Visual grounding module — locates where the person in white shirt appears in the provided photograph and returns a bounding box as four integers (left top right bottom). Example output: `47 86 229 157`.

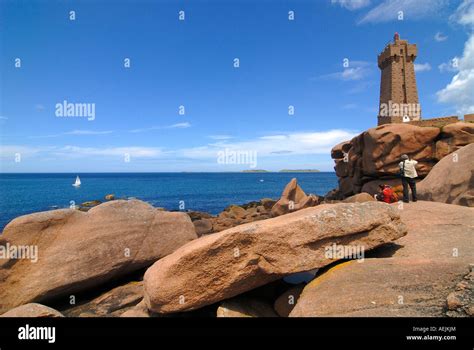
399 154 418 203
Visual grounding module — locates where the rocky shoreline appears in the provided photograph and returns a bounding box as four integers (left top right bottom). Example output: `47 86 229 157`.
1 194 472 318
0 132 473 318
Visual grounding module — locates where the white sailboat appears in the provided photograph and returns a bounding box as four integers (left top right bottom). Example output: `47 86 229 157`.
72 175 81 187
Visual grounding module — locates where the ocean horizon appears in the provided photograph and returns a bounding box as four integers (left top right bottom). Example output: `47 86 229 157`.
0 172 338 230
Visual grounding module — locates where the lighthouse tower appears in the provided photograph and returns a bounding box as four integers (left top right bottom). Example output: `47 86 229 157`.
377 33 421 125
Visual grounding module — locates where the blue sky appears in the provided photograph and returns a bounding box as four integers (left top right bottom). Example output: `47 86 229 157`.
1 0 473 172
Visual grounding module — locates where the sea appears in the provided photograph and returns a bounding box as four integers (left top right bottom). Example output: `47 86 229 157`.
0 172 337 231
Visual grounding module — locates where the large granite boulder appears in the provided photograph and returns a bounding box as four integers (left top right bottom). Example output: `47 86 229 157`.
417 143 474 207
0 303 64 317
331 122 474 197
193 219 213 237
143 202 407 313
271 178 320 217
290 258 471 317
436 122 474 159
290 201 474 316
216 296 277 317
342 192 375 203
331 140 352 159
0 200 197 313
273 284 305 317
187 199 276 234
120 300 152 318
361 124 440 176
61 281 144 317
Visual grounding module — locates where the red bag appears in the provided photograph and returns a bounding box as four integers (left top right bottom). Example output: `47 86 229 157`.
382 187 396 203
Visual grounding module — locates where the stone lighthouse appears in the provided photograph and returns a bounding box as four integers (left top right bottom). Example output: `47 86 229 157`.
377 33 421 125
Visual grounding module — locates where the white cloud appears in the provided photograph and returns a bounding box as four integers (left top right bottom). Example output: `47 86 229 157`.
55 146 163 158
436 36 474 114
130 122 191 133
358 0 449 24
129 127 155 133
209 135 234 140
2 130 358 165
436 0 474 115
0 145 162 159
438 58 460 73
414 62 431 72
65 130 114 135
168 122 191 129
179 129 359 159
319 61 373 81
331 0 371 10
30 123 191 138
449 0 474 26
0 145 52 158
340 67 367 80
348 80 376 94
342 103 358 109
434 31 448 42
30 130 114 138
259 135 287 141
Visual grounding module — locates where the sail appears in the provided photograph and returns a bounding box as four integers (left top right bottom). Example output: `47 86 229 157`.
73 176 81 186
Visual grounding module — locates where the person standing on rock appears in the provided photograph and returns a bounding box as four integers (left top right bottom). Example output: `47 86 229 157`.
399 154 418 203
